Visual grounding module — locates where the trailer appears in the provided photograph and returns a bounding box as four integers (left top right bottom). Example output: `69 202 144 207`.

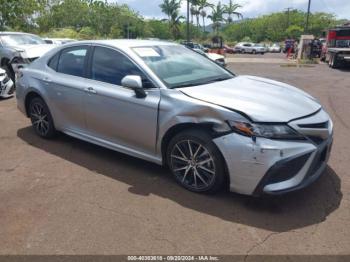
321 25 350 69
327 47 350 68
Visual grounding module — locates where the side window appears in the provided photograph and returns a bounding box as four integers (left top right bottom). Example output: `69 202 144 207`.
91 46 154 88
48 52 60 71
57 46 88 77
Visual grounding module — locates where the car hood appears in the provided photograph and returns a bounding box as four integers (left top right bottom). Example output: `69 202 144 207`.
12 44 57 59
179 75 321 122
206 53 224 60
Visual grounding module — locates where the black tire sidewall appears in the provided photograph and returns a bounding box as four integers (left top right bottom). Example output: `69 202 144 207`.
29 97 56 138
166 129 226 194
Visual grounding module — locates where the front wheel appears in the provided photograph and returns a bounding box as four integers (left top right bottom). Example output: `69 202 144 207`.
166 130 226 193
29 97 57 138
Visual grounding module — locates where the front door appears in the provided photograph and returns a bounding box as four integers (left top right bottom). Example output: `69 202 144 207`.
84 46 160 157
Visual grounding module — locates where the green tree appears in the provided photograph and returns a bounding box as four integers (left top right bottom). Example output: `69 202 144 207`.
224 0 242 24
208 2 226 35
0 0 46 30
197 0 213 33
159 0 183 39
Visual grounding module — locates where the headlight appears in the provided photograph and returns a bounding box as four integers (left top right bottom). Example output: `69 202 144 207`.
228 120 304 139
12 56 27 64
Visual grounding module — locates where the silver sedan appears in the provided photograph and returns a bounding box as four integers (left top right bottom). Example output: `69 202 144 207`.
16 40 333 195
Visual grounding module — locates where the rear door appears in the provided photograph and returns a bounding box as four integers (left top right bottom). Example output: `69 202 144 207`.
45 45 91 132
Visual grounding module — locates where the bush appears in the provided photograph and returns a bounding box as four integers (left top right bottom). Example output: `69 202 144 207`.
44 28 79 39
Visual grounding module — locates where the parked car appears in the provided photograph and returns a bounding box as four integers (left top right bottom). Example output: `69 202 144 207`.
0 67 14 98
43 38 77 45
223 44 235 54
0 32 56 82
193 48 226 67
239 42 266 54
16 40 333 196
268 43 282 53
233 42 247 53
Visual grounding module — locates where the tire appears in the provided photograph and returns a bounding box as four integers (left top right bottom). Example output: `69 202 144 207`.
328 54 334 68
252 50 256 54
29 97 56 138
329 54 339 69
166 129 226 194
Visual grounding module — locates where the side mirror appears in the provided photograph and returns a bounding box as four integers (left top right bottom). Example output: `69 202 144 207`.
121 75 147 98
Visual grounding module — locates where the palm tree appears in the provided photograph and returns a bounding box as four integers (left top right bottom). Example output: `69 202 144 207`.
189 0 200 29
208 2 226 35
224 0 243 24
200 9 207 33
197 0 213 33
169 11 184 39
159 0 183 39
159 0 182 22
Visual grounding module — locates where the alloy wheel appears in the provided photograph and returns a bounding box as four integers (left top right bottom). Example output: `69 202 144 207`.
30 102 50 136
170 140 216 191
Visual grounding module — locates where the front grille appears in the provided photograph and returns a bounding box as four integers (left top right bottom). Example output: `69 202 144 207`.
307 136 325 145
306 145 329 178
298 121 329 129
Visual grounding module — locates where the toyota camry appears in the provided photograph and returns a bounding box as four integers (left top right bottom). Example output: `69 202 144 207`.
16 40 333 195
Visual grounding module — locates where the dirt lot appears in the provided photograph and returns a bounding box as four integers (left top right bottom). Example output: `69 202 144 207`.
1 53 350 256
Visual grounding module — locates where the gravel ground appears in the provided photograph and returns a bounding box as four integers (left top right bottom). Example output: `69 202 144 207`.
0 54 349 256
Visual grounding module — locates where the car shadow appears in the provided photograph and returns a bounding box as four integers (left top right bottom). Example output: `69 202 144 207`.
17 126 342 232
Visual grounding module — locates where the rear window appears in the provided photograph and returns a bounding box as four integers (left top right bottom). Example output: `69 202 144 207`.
57 46 88 78
47 52 60 71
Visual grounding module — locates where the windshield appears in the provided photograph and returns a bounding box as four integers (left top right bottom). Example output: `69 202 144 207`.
133 45 233 89
336 40 350 48
0 34 46 46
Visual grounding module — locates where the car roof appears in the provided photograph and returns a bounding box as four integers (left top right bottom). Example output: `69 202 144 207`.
86 39 176 48
0 31 37 36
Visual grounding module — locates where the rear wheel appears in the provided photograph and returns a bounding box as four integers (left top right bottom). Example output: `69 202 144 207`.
166 130 226 193
252 50 256 54
329 54 339 69
29 97 56 138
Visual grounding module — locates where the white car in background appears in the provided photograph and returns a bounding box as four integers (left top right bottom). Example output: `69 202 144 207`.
43 38 77 45
193 48 226 67
0 68 14 98
269 43 282 53
0 32 57 82
238 42 266 54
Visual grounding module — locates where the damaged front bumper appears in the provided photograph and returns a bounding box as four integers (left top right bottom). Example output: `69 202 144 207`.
213 132 333 196
0 73 15 98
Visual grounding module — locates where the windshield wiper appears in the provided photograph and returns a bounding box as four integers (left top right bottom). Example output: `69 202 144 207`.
172 76 232 89
206 76 232 84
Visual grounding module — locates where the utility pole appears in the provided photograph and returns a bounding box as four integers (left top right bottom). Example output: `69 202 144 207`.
187 0 190 42
305 0 312 33
285 7 293 28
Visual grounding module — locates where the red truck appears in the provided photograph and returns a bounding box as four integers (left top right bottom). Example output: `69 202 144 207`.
321 25 350 68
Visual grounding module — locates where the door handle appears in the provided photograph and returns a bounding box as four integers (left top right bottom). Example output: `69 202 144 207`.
84 87 97 94
42 77 52 83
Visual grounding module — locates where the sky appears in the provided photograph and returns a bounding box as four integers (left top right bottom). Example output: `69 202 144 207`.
110 0 350 21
